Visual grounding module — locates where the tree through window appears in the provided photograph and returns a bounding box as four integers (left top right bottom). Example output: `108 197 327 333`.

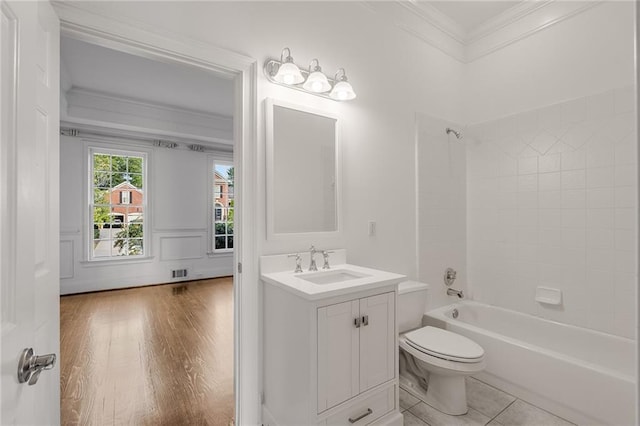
91 149 146 259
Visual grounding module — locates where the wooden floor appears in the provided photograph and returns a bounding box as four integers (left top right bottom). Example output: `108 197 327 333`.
60 278 234 426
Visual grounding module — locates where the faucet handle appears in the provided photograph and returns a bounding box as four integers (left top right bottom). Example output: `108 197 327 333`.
288 253 303 273
321 250 334 269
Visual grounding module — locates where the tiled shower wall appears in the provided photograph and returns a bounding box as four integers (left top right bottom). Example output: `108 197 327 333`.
466 87 637 338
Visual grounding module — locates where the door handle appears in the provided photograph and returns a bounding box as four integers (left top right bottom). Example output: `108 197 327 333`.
349 408 373 423
354 317 361 328
362 315 369 326
17 348 56 386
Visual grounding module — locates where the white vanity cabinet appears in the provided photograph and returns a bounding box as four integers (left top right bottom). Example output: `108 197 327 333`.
317 292 395 412
261 259 404 426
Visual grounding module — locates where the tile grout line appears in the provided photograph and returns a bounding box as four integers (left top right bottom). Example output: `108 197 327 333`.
487 397 518 424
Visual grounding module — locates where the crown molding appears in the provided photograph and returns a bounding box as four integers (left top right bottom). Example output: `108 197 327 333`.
466 1 602 62
364 0 604 63
63 87 234 144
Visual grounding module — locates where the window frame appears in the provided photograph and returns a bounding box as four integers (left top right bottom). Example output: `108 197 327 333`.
208 154 234 255
87 145 150 262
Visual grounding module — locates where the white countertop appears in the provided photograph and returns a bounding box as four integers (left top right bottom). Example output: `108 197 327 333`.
260 262 406 301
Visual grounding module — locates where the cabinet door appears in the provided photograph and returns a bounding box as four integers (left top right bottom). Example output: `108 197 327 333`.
317 300 360 412
359 292 395 393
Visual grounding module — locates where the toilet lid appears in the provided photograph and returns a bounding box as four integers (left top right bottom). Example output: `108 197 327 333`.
404 326 484 362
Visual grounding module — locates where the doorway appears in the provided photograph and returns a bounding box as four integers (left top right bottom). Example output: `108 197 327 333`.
57 14 252 419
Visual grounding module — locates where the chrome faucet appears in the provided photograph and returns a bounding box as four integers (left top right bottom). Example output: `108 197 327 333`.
308 245 319 271
321 250 334 269
447 288 464 298
288 253 303 273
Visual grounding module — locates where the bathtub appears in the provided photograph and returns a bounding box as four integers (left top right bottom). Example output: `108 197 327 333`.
424 301 636 426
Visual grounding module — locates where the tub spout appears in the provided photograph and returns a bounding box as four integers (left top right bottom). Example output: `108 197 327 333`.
447 288 464 298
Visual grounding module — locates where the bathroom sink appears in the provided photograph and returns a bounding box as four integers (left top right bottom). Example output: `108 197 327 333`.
298 269 370 285
260 250 406 300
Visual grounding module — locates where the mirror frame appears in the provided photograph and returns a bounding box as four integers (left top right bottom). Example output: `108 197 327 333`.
265 98 342 241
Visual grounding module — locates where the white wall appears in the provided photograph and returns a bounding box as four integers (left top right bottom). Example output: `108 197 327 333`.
463 1 636 337
69 1 466 278
60 135 234 294
465 2 635 124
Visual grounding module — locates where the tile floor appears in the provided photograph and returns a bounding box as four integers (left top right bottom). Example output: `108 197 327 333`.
400 377 575 426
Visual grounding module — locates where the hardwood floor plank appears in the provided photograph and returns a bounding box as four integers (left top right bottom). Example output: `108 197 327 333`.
60 278 234 425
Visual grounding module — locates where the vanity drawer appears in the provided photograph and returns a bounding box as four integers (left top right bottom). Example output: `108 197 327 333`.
318 386 394 426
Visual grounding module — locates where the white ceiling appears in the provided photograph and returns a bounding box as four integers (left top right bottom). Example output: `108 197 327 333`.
60 36 234 118
428 1 521 33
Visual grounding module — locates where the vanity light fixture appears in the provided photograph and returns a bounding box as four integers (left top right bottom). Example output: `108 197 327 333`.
302 59 331 93
264 47 356 101
273 47 304 85
329 68 356 101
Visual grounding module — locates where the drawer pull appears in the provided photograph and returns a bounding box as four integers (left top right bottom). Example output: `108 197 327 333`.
348 408 372 423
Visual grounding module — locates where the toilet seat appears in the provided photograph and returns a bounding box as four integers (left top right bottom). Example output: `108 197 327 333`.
404 326 484 363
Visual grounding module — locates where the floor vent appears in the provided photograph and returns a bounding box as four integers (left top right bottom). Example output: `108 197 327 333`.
171 269 188 279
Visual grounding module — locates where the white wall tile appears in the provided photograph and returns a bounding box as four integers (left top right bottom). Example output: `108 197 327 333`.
467 90 636 339
587 208 614 229
539 153 561 173
561 149 586 170
561 170 586 190
615 164 636 187
518 174 538 192
538 190 562 209
539 172 562 191
562 228 586 248
518 157 538 175
586 187 615 209
615 186 636 208
561 189 586 209
586 228 615 250
562 209 586 228
539 209 562 229
615 208 637 230
586 167 615 188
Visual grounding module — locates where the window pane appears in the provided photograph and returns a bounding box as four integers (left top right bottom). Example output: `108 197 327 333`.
128 223 143 239
227 222 234 235
128 157 143 173
227 236 233 249
94 171 110 188
215 222 225 235
112 156 127 172
128 239 143 256
129 174 143 189
93 189 110 204
93 240 112 257
215 236 226 250
93 206 110 225
94 154 111 171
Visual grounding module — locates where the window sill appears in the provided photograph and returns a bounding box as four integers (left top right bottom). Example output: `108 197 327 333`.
207 251 234 258
81 256 155 266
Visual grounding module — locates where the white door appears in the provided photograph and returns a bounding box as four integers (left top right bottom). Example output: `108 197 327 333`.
317 299 360 412
359 292 395 393
1 1 60 424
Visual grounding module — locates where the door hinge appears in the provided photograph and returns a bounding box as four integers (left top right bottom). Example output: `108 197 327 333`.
237 262 243 273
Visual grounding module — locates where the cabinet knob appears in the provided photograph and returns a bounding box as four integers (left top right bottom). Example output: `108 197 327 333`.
362 315 369 326
354 317 361 328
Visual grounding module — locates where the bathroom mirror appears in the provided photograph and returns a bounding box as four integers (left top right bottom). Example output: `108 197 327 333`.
266 98 340 239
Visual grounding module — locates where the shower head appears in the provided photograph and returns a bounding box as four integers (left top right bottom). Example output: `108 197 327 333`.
446 127 462 140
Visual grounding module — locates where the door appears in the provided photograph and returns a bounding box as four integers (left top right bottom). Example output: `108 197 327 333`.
359 292 395 392
1 1 60 424
317 299 359 412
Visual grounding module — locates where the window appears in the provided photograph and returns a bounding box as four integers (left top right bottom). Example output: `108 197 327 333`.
212 162 234 252
90 148 146 259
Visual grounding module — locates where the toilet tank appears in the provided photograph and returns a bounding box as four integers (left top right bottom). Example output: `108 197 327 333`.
397 281 429 333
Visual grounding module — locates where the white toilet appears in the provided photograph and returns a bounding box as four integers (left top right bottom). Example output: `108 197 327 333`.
397 281 485 415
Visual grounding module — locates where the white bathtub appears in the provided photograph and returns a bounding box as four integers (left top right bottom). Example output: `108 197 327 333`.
424 301 636 426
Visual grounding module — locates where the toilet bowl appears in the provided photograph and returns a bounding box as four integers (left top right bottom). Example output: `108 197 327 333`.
397 281 485 415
